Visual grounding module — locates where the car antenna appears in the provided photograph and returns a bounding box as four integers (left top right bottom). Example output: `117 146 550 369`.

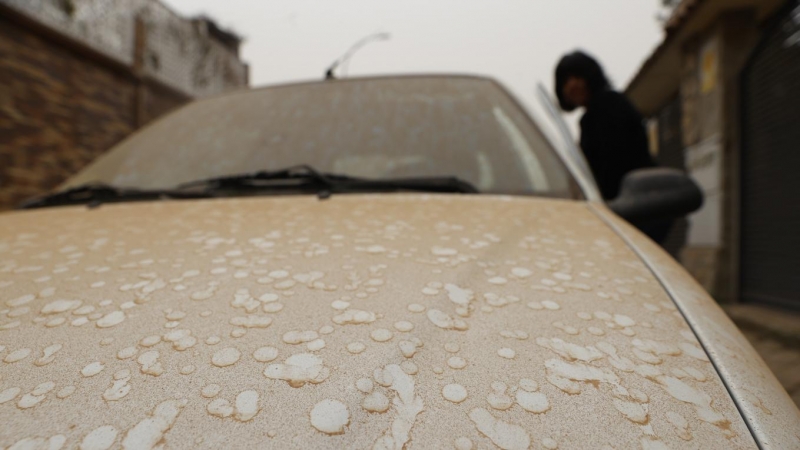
325 32 391 80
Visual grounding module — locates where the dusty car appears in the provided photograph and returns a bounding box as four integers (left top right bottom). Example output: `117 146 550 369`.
1 76 798 449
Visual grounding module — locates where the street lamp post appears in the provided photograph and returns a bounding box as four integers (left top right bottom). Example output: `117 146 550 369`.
325 32 391 80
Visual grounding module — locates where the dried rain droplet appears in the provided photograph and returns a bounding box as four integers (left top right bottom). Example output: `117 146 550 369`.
455 437 474 450
253 346 279 362
41 299 82 314
516 390 550 413
370 328 393 342
333 309 376 325
347 342 366 354
0 387 21 404
442 384 468 403
96 310 126 328
362 392 390 413
137 351 164 376
394 321 414 332
264 353 329 387
541 301 560 310
498 348 516 359
444 342 460 353
468 408 530 450
407 303 426 313
122 399 187 448
230 315 273 329
356 378 374 393
542 438 559 449
234 390 260 422
81 362 105 377
310 399 349 434
80 425 118 450
212 347 241 367
140 335 161 347
4 348 31 363
202 384 221 399
117 347 137 359
519 379 538 392
57 386 76 399
487 391 514 411
447 356 467 369
35 344 62 366
427 309 468 330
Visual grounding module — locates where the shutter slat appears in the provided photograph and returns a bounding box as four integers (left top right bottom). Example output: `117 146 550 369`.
741 3 800 309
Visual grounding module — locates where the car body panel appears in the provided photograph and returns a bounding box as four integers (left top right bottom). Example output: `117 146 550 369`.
590 204 800 449
0 194 760 449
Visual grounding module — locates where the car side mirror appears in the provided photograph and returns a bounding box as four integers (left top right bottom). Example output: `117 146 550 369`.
607 168 704 223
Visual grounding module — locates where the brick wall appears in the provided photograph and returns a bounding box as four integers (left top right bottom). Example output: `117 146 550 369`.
0 9 190 210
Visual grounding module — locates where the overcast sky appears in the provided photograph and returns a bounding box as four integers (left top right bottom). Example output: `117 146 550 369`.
161 0 666 135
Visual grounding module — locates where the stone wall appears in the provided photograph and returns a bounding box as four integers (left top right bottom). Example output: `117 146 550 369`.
677 29 725 296
675 10 760 302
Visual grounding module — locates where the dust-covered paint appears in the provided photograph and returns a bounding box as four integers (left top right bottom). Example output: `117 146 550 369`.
0 194 787 448
591 204 800 450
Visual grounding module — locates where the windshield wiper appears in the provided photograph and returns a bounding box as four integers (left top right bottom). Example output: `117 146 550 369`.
177 165 479 196
18 183 204 210
21 166 477 210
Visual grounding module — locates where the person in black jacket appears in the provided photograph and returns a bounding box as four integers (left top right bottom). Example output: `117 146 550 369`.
555 50 671 243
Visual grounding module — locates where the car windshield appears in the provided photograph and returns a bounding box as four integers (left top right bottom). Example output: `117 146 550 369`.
63 76 581 198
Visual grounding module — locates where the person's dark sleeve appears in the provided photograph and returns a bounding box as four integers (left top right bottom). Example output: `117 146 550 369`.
583 93 654 200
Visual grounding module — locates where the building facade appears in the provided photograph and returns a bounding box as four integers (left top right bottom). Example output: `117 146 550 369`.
627 0 799 309
0 0 249 210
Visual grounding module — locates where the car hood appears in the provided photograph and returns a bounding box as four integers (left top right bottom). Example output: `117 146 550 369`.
0 194 755 449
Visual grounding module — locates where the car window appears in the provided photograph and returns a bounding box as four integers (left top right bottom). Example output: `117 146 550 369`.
64 76 581 199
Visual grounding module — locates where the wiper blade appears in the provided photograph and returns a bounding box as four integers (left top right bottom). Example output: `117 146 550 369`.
177 165 479 195
326 175 479 194
177 165 334 190
20 166 476 210
18 183 203 210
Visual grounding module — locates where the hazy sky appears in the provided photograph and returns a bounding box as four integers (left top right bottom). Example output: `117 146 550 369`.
161 0 665 135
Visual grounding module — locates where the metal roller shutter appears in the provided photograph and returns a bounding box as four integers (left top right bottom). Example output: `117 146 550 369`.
741 0 800 309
